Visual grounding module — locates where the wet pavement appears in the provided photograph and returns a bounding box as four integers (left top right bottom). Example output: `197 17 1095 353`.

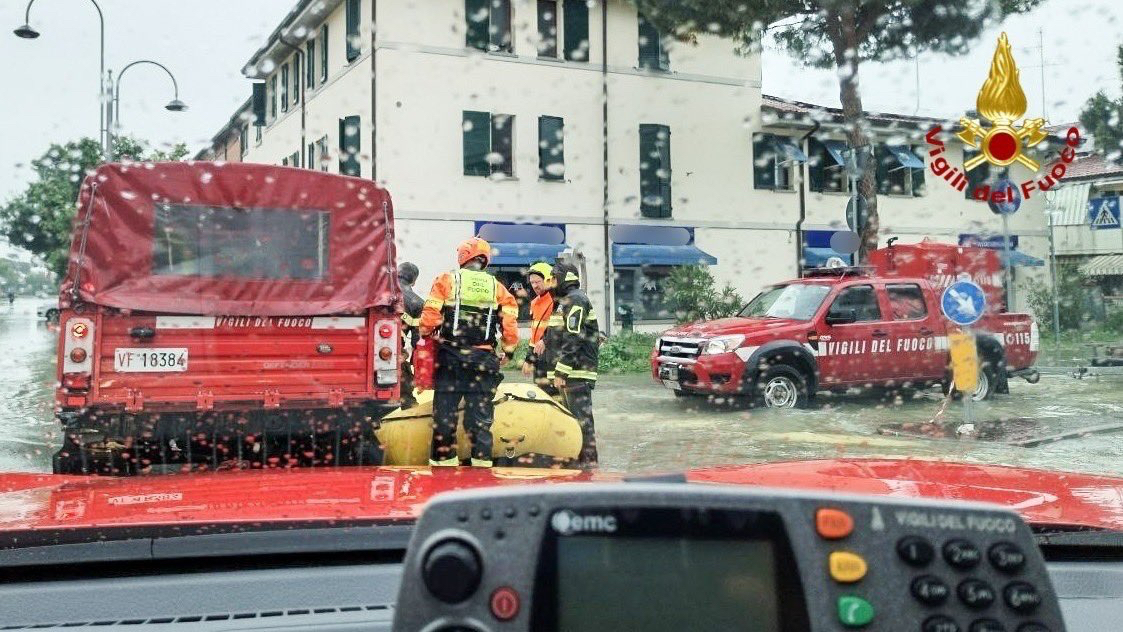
2 298 1123 478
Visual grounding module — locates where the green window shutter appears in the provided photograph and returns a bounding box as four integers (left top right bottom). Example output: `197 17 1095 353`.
638 13 668 71
466 0 489 50
292 57 300 103
539 116 565 180
639 124 671 218
463 110 491 176
491 114 514 177
269 76 277 119
281 63 289 112
346 0 361 62
537 0 558 57
339 115 361 176
753 133 775 190
808 138 825 192
306 41 315 89
491 0 512 52
320 25 329 82
563 0 589 61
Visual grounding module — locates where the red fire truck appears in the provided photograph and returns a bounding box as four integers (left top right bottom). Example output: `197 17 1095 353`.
53 162 402 474
653 240 1040 407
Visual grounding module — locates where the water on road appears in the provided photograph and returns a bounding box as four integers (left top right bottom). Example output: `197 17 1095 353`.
2 300 1122 479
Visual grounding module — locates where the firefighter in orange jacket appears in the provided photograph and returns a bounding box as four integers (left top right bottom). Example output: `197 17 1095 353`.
521 262 557 395
420 237 519 467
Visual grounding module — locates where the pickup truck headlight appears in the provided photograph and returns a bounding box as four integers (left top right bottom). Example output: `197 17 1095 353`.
701 334 745 355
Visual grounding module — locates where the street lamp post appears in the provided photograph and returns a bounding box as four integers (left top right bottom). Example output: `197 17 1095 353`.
107 59 187 159
14 0 108 159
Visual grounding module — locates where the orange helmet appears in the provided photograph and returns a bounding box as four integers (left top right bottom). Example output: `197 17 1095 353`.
457 237 492 267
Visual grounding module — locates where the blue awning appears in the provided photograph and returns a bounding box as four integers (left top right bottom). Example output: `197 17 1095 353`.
490 243 566 266
612 244 717 266
1000 250 1045 267
886 145 924 169
774 138 808 163
802 247 852 267
822 140 848 166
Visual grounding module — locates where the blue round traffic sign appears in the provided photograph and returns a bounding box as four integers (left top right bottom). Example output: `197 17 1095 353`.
941 280 987 326
987 177 1022 216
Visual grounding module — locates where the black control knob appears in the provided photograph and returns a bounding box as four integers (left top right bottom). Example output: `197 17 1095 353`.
898 536 935 567
969 619 1006 632
944 539 982 570
423 539 482 603
957 579 996 609
1003 581 1042 614
911 575 950 606
988 542 1026 574
922 615 961 632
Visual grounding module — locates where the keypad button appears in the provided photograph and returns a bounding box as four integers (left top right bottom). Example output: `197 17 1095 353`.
837 595 874 627
1015 624 1049 632
816 507 854 539
898 536 935 567
1003 581 1042 614
988 542 1026 574
944 539 982 570
829 551 868 583
957 579 996 609
911 575 950 606
922 614 961 632
968 619 1006 632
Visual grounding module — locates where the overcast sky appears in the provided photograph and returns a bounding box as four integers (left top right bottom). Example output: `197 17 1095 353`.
2 0 1120 203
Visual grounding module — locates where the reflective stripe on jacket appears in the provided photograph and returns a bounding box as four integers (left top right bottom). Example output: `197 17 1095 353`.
547 288 599 382
420 269 519 353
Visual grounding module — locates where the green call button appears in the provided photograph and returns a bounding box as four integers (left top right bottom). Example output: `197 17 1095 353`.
837 595 874 627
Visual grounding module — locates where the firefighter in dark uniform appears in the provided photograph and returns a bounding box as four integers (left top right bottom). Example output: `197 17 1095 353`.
546 262 600 466
397 262 424 408
419 238 519 467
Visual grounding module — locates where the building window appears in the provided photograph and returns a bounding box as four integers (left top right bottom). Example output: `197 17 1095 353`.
282 156 289 167
306 40 316 90
492 267 536 321
614 266 674 322
876 145 926 197
537 0 558 58
269 76 277 120
317 135 330 172
808 138 848 193
320 25 329 83
753 133 798 191
307 142 315 170
290 151 300 168
466 0 513 53
538 116 565 181
292 57 300 104
339 116 361 176
239 126 248 158
963 149 991 200
255 125 262 143
563 0 589 61
463 111 514 177
346 0 361 62
280 63 289 113
637 13 669 71
639 124 672 218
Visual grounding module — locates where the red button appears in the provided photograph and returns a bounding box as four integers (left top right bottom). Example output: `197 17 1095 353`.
816 508 854 539
490 586 520 621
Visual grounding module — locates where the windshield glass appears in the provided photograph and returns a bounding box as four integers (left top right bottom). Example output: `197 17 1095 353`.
739 284 830 320
2 0 1123 539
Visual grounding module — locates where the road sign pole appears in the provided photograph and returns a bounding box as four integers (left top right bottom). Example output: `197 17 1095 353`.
1001 213 1014 309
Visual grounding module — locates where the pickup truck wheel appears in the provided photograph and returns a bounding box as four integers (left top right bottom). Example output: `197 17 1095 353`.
756 365 809 409
45 308 59 323
970 364 996 401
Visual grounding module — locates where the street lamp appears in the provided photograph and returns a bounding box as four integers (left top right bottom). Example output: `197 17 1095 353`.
108 59 187 159
13 0 107 158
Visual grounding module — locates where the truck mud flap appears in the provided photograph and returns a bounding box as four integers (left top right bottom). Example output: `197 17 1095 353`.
53 405 395 476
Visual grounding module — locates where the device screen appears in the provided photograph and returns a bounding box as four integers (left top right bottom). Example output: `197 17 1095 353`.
556 536 780 631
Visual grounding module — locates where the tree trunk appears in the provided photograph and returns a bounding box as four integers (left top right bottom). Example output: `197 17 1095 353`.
830 13 879 262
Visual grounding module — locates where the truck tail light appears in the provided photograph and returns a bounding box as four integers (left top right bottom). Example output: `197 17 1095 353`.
374 318 399 386
62 317 95 387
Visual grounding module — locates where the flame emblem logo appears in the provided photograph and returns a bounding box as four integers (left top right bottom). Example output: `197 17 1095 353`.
957 33 1047 171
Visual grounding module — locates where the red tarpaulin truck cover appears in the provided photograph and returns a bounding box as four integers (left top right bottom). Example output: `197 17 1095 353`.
60 162 398 316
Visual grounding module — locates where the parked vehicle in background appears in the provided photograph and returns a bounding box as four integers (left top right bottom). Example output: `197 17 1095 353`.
653 241 1040 407
53 163 402 474
36 298 59 323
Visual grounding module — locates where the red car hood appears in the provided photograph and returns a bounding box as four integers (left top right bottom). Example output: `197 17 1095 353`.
1 459 1121 533
666 317 801 338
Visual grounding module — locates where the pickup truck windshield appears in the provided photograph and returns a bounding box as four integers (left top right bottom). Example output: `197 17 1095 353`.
738 284 831 321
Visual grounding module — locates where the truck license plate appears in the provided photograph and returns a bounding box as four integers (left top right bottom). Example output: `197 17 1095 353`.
114 348 188 372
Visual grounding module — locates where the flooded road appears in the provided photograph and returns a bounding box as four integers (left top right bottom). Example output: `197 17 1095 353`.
1 300 1122 479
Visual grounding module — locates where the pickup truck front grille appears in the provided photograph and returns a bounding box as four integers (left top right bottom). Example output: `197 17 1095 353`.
658 337 705 361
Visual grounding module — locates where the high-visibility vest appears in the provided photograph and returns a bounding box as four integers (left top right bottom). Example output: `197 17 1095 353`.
440 269 500 348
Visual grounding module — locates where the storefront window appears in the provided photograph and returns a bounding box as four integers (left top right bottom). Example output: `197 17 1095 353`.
614 266 674 322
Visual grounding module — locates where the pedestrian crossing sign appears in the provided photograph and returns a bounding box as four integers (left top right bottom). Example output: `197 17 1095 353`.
1088 197 1121 230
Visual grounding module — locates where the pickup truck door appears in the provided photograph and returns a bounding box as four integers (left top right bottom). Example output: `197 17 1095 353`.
878 283 947 382
818 284 883 386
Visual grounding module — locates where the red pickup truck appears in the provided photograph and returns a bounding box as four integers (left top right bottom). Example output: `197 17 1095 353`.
652 241 1040 408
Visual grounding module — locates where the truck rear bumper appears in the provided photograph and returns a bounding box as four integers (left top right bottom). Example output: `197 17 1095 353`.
652 353 746 395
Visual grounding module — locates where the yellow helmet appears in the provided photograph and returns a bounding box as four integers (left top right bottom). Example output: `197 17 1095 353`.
527 262 553 281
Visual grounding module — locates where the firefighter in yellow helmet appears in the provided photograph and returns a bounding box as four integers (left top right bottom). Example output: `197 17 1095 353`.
419 237 520 467
521 262 558 396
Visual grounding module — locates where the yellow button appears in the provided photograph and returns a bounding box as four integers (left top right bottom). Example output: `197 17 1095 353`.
829 551 868 583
